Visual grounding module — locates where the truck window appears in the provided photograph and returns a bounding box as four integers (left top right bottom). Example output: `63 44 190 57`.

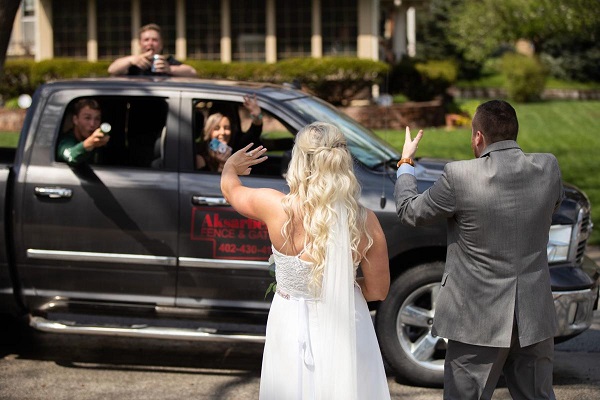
57 96 168 169
193 99 294 176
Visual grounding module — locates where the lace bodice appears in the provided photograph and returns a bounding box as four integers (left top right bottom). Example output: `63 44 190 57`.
271 245 317 299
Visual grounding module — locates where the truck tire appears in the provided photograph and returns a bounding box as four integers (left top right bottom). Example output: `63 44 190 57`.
376 261 446 387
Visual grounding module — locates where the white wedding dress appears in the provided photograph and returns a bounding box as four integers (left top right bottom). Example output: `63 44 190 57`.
259 204 390 400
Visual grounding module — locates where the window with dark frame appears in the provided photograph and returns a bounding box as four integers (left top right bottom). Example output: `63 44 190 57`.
22 0 35 16
231 0 266 62
57 97 168 169
52 0 87 58
322 0 358 56
276 0 312 59
186 0 221 60
97 0 132 59
192 98 294 176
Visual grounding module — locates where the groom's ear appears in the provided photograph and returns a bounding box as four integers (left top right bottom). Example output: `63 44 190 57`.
475 130 486 147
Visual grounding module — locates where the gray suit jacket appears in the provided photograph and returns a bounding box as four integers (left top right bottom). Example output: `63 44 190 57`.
395 140 564 347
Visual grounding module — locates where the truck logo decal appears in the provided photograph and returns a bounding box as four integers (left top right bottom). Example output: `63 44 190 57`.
190 207 271 261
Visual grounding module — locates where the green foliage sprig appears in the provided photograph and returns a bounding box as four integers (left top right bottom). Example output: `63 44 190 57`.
264 254 277 299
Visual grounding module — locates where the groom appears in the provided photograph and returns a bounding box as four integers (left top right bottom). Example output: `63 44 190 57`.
394 100 563 399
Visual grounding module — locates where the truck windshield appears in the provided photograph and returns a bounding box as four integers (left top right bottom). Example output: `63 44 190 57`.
285 96 399 169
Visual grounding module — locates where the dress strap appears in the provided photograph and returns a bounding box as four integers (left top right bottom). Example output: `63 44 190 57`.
271 244 306 259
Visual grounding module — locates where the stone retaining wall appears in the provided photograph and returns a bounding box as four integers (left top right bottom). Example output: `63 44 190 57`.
0 109 26 131
340 99 446 129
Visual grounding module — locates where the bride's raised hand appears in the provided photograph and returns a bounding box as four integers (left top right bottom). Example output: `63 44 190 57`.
223 143 268 176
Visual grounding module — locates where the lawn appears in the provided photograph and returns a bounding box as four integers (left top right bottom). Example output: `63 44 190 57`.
375 99 600 245
0 132 20 147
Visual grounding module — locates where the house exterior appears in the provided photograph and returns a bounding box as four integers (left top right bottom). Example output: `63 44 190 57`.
8 0 423 63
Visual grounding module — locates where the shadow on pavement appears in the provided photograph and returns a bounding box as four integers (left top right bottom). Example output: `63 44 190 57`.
0 314 263 376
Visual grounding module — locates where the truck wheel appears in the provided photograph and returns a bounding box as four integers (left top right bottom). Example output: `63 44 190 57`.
376 261 446 387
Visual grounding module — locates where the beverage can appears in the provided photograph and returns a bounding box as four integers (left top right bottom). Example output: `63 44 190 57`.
151 54 161 73
100 122 112 134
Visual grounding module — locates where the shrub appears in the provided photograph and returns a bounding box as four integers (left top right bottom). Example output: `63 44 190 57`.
502 53 548 103
0 59 111 101
388 58 457 101
540 47 600 83
416 59 458 99
539 28 600 83
187 60 279 82
275 57 389 105
0 60 36 100
190 57 389 105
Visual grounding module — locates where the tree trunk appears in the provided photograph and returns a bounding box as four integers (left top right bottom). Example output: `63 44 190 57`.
0 0 22 78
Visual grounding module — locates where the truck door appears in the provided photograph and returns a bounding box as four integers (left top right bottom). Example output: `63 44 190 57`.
176 95 292 314
15 91 180 308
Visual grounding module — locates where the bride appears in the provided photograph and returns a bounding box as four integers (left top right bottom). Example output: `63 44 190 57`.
220 122 391 399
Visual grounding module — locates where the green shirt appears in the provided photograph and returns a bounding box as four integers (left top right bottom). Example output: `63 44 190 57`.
56 131 93 165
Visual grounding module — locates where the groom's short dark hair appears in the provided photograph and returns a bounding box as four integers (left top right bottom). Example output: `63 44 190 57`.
472 100 519 143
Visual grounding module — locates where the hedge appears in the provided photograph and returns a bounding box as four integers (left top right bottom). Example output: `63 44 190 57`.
1 57 389 106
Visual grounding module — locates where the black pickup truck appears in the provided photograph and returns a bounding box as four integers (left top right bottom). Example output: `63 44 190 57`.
1 77 598 386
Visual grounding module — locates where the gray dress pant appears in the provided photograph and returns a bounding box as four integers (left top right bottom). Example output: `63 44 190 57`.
443 323 555 400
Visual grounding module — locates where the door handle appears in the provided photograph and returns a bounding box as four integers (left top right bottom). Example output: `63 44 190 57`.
34 187 73 199
192 196 229 206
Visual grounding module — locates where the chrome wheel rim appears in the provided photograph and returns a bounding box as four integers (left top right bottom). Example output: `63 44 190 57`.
395 282 446 371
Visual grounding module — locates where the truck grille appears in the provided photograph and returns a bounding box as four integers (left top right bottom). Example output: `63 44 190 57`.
576 209 592 265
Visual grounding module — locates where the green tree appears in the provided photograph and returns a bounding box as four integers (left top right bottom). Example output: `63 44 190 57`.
416 0 482 79
447 0 600 64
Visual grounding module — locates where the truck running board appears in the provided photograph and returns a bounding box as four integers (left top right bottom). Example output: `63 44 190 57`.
29 316 266 343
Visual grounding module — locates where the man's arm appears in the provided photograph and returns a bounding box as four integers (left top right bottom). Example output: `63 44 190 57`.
394 127 455 226
108 56 135 75
169 63 197 77
57 136 91 165
108 51 153 75
394 169 455 226
57 129 110 165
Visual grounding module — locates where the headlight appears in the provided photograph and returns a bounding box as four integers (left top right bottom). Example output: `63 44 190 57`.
547 225 572 263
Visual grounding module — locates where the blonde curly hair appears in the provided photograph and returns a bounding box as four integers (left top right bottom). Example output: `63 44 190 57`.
281 122 372 293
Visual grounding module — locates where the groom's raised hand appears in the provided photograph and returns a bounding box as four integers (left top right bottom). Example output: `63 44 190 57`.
401 126 424 160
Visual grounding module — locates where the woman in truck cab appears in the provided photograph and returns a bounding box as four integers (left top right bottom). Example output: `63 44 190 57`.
196 94 263 171
56 98 110 165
